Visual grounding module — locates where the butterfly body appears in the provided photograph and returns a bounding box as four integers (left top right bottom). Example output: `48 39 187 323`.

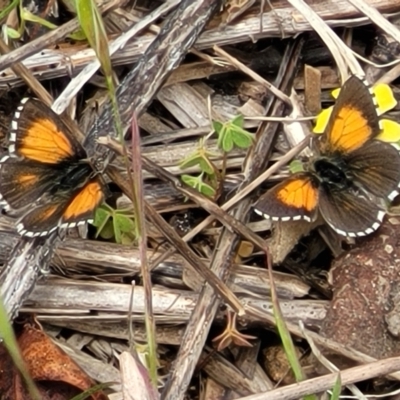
312 155 352 190
254 76 400 237
54 162 95 193
0 98 105 237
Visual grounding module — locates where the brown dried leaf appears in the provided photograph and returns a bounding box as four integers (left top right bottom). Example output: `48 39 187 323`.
0 322 109 400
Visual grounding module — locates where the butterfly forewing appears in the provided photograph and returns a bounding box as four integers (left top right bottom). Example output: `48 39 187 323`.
0 157 60 209
9 98 86 163
321 76 380 155
319 187 385 237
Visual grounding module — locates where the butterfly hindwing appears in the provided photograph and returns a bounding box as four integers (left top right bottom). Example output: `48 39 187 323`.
61 179 104 226
345 140 400 200
17 202 67 237
9 98 85 164
17 178 104 237
254 174 319 223
319 187 385 237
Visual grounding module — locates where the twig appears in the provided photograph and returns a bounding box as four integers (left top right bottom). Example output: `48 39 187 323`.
237 357 400 400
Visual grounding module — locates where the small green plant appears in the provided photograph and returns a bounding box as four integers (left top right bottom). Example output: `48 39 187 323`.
3 26 20 39
93 203 136 244
289 159 305 173
179 137 220 199
213 114 254 152
0 0 19 21
179 142 219 175
181 173 216 198
14 7 86 41
180 115 254 198
330 374 342 400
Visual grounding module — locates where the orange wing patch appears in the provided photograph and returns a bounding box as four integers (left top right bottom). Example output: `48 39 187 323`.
276 177 318 212
63 180 104 221
17 172 41 185
38 204 61 220
328 106 372 153
19 118 75 163
254 174 319 222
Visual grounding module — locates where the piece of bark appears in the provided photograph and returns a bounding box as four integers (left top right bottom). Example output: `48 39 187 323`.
319 216 400 369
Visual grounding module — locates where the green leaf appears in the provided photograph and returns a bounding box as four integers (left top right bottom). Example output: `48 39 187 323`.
120 233 135 245
0 0 19 20
181 174 198 188
93 206 109 227
180 142 220 175
93 205 136 243
212 120 224 134
179 152 203 170
181 174 216 198
114 214 135 234
289 160 304 173
93 206 112 238
221 131 234 152
214 115 254 152
215 122 229 149
231 114 244 127
21 7 85 40
4 26 20 39
75 0 112 77
112 211 136 244
21 8 59 29
231 128 253 148
330 374 342 400
198 157 215 175
113 219 122 243
98 220 115 240
199 183 216 197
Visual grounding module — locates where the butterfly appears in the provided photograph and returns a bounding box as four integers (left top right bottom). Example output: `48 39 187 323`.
254 75 400 237
0 98 105 237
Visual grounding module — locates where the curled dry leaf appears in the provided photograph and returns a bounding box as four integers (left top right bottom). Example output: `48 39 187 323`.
0 322 109 400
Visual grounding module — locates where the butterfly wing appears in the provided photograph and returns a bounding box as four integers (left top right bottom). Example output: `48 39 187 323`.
60 179 104 227
319 76 380 155
254 174 319 222
319 187 385 237
345 140 400 200
0 157 60 210
9 98 85 163
17 178 104 237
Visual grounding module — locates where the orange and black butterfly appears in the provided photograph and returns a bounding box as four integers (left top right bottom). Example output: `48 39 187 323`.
0 98 105 237
254 75 400 237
